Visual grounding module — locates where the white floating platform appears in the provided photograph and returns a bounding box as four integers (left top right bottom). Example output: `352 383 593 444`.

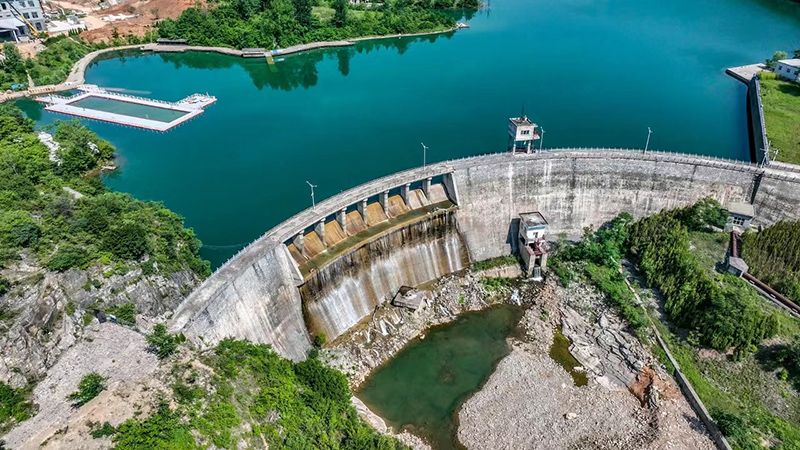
36 85 216 132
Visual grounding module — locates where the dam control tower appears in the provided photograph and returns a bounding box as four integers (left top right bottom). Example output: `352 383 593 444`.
508 112 540 153
518 212 548 280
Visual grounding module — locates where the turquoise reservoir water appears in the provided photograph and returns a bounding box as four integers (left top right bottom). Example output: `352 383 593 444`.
357 305 523 450
20 0 800 267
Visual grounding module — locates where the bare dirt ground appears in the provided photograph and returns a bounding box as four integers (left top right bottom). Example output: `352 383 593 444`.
80 0 205 42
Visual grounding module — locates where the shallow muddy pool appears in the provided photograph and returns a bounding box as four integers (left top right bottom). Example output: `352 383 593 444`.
357 305 522 450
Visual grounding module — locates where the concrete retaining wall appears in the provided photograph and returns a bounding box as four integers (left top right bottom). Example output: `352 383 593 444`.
170 149 800 360
748 76 770 165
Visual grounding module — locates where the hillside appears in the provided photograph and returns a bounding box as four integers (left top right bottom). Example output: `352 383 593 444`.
0 102 209 432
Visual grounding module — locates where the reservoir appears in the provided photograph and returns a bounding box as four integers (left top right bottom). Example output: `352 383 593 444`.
357 305 523 450
19 0 800 267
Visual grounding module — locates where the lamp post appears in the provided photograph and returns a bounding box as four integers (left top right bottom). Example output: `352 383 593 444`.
644 127 652 153
421 142 428 167
539 127 545 150
306 181 317 210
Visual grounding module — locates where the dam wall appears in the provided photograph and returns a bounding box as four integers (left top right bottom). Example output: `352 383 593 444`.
172 244 313 361
171 149 800 360
301 211 469 340
453 151 777 262
747 76 770 165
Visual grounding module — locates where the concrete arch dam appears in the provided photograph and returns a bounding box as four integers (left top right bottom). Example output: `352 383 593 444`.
169 149 800 361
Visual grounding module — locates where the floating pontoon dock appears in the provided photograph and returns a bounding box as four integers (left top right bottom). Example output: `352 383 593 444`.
36 85 217 132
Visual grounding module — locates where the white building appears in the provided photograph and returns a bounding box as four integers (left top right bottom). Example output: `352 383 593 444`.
518 212 548 280
507 114 540 153
775 59 800 82
0 0 44 41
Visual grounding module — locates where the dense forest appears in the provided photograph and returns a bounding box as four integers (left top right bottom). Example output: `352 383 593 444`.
0 103 210 278
553 199 781 352
157 0 458 49
741 220 800 301
626 200 781 351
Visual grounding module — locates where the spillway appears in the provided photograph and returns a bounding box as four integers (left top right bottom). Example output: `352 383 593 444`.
300 211 469 340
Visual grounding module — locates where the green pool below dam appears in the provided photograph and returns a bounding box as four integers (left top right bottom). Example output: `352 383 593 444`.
357 305 524 450
18 0 800 268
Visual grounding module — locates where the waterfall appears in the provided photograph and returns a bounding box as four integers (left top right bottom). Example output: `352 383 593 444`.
300 211 470 340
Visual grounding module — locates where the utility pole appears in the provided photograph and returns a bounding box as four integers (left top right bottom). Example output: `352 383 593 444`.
306 181 317 210
539 128 545 151
644 127 652 153
421 142 428 167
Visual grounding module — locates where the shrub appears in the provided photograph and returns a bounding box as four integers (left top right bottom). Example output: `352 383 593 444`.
0 278 9 296
67 372 108 407
106 302 136 324
481 277 513 291
293 357 351 404
146 324 178 359
472 255 518 271
313 333 327 348
103 221 151 260
628 208 780 350
48 245 89 271
113 399 194 449
89 421 116 438
0 382 33 430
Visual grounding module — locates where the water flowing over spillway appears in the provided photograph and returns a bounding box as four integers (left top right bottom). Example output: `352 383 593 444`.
301 211 470 340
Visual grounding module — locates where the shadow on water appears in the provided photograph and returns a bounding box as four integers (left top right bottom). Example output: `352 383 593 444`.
357 305 522 450
150 31 455 91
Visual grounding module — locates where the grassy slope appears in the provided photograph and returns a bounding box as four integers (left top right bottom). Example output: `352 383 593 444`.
760 79 800 165
654 232 800 448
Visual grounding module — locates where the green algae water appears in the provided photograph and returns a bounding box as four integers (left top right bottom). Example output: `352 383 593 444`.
357 305 523 450
550 326 589 387
19 0 800 267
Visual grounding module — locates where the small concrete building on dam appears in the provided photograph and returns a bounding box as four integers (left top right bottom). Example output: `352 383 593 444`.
169 148 800 362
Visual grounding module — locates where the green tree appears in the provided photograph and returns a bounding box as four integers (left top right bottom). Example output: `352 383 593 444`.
270 0 300 46
293 0 313 28
146 324 179 359
766 51 788 69
794 48 800 59
103 221 150 260
1 43 25 75
333 0 348 27
67 372 108 407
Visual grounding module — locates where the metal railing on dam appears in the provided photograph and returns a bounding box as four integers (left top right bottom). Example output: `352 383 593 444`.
188 147 798 293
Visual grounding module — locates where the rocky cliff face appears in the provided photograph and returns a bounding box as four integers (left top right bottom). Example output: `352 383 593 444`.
0 251 200 388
